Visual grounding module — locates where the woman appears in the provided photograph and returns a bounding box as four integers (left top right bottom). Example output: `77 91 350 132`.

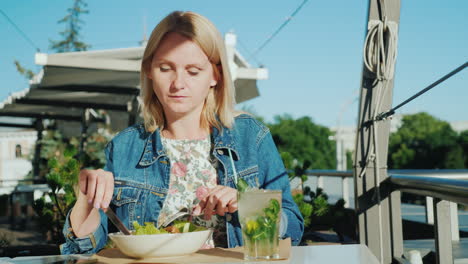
61 11 303 254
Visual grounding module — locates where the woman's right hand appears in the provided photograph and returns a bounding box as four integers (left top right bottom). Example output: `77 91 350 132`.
79 169 114 210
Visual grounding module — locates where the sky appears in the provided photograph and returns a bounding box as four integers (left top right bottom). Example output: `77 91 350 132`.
0 0 467 128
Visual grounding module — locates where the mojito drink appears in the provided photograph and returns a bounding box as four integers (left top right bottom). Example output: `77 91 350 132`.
238 189 282 260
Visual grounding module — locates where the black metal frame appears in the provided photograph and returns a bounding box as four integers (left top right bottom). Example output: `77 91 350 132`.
39 84 139 95
14 98 128 112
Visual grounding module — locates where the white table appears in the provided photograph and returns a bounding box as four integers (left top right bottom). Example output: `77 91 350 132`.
286 244 380 264
1 244 380 264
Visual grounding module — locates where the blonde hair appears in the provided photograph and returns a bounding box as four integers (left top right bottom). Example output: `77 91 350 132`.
140 11 236 133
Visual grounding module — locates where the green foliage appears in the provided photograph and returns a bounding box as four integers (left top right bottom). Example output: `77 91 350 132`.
13 60 35 80
79 131 110 168
236 178 249 193
34 143 80 244
459 130 468 168
388 112 465 169
268 115 335 169
32 196 55 238
293 187 332 228
280 145 331 229
280 150 311 189
280 152 294 174
281 150 317 228
305 187 330 217
346 150 353 170
14 0 91 79
312 196 329 216
33 128 114 244
293 193 313 226
49 0 91 52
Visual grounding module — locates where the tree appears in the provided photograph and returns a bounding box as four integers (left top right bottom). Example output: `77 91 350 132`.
268 115 335 169
459 130 468 168
49 0 91 52
14 0 91 80
388 112 463 169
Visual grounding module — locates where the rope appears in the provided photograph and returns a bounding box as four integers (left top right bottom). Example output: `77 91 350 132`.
248 0 309 62
376 62 468 121
0 9 40 52
363 17 398 81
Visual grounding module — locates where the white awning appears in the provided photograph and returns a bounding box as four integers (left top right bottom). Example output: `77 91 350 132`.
0 33 268 127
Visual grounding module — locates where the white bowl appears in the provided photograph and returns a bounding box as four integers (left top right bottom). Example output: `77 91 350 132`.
108 229 212 259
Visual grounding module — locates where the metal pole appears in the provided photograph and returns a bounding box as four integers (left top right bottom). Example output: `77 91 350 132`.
426 196 434 224
449 202 459 241
342 176 350 208
33 119 44 182
317 176 324 190
353 0 402 262
340 139 347 171
433 199 453 264
336 132 342 170
79 108 90 156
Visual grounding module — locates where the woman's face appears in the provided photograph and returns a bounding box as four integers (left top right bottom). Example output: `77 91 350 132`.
148 32 217 121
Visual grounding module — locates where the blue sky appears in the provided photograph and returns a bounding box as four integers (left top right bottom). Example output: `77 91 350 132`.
0 0 466 128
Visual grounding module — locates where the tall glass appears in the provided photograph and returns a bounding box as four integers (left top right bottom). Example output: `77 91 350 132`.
238 189 282 260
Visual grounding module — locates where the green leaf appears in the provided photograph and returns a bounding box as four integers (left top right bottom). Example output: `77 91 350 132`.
268 199 280 215
64 145 77 158
47 158 59 169
46 172 63 192
237 178 249 193
313 196 329 216
68 158 79 170
64 191 76 206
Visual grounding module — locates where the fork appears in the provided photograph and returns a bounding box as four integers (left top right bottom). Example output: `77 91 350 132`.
158 207 191 228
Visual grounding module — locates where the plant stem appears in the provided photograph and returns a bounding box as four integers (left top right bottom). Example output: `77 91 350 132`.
51 190 66 220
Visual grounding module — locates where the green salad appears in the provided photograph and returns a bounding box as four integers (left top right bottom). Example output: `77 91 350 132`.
132 221 206 235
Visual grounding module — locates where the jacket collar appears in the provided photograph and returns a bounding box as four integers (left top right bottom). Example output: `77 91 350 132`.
211 124 240 160
138 123 240 167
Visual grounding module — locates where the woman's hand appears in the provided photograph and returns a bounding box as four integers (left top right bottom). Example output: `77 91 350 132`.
79 169 114 210
192 185 238 220
70 169 114 238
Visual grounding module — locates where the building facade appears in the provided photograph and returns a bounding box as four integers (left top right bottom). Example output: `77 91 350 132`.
0 130 36 194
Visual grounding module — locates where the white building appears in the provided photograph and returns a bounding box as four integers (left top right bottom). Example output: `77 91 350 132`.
0 129 36 194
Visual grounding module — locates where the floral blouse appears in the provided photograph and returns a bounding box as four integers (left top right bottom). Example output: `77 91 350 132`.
158 136 227 247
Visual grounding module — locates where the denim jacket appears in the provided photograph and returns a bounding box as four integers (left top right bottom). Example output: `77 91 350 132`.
61 114 304 254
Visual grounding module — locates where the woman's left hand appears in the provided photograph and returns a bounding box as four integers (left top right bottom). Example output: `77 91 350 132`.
192 185 238 220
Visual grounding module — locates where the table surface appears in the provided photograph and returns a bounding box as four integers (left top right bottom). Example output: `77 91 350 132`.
1 244 380 264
